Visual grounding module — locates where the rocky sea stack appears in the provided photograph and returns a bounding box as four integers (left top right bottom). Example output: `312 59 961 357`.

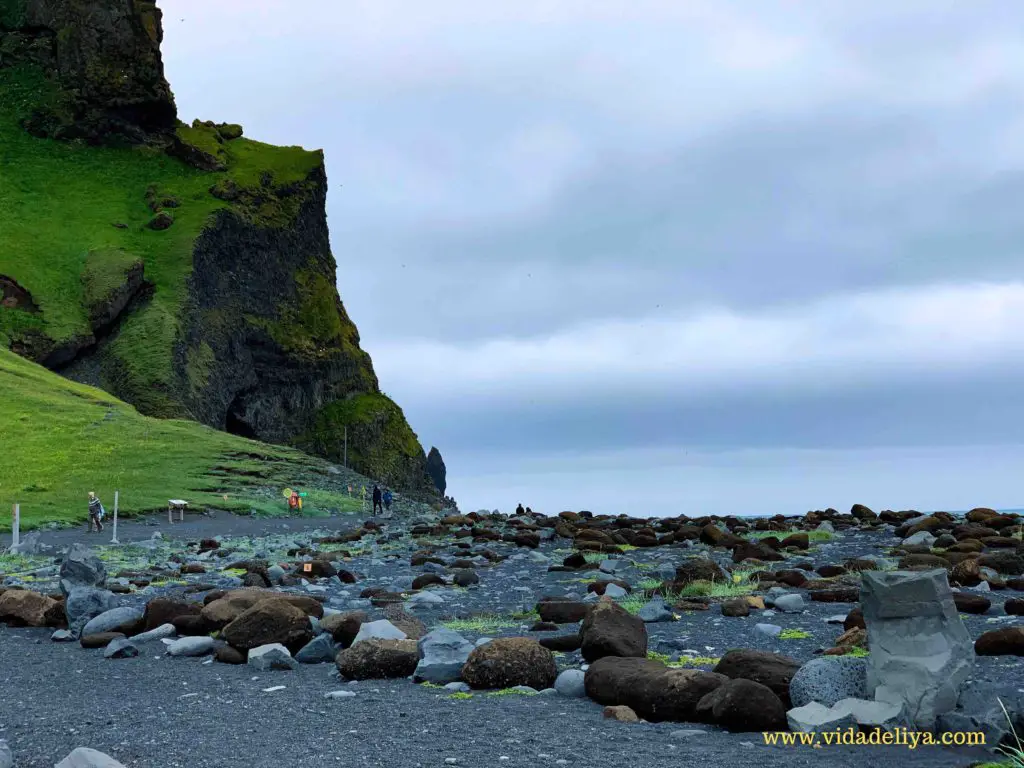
0 0 439 497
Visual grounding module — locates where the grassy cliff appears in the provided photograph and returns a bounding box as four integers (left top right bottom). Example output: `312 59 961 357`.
0 0 439 498
0 347 364 530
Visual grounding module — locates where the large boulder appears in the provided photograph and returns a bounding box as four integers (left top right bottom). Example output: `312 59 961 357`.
59 544 107 595
579 601 647 662
584 656 727 722
695 678 787 731
789 656 867 709
975 627 1024 656
0 589 64 628
462 638 557 690
65 587 118 637
142 598 201 633
860 569 975 730
713 650 800 708
201 589 323 629
221 599 313 653
414 628 475 684
248 643 299 671
336 638 419 680
81 607 143 637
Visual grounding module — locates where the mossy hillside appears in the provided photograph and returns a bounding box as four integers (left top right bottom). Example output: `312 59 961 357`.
0 64 322 415
0 346 361 530
302 393 426 486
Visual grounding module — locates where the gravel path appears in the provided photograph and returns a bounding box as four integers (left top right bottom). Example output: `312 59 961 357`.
0 623 990 768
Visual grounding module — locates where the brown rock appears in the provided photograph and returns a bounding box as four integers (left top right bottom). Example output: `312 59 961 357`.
579 601 647 662
172 614 210 636
953 592 990 615
584 656 727 722
720 598 750 618
774 570 808 588
221 599 312 653
336 638 419 679
0 589 63 628
843 607 866 631
1005 599 1024 615
411 574 445 590
80 632 124 649
462 637 557 690
215 645 246 665
975 627 1024 656
695 678 787 731
713 649 800 708
539 634 583 652
950 558 983 587
142 598 202 633
381 605 427 640
537 599 589 624
809 587 860 603
979 553 1024 576
835 627 867 648
780 533 810 550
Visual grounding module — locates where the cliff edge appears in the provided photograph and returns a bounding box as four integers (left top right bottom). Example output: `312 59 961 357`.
0 0 439 498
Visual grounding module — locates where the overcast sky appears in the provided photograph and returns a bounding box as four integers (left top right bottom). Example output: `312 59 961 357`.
161 1 1024 516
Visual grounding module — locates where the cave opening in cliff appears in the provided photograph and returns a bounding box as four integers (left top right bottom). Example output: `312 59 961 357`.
225 394 257 439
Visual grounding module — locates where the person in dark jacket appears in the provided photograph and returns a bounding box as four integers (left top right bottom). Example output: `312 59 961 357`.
383 488 393 514
515 503 525 515
372 485 383 515
87 491 104 533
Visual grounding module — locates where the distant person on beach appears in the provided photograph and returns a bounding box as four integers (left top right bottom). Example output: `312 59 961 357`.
87 491 104 533
526 506 533 515
383 488 393 514
516 503 525 515
372 485 383 515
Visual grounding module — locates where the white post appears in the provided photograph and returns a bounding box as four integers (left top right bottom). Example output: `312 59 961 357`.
110 490 120 545
12 503 20 549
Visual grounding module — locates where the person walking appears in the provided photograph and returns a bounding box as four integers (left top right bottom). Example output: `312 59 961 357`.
383 488 393 515
372 485 383 515
87 492 104 533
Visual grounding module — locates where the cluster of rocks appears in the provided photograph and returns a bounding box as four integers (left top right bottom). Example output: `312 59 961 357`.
4 502 1024 761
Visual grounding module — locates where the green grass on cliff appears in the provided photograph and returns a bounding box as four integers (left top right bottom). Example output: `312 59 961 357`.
0 347 360 531
0 64 323 416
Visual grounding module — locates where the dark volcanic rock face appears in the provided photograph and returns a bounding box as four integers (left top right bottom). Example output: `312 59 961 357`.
178 165 435 497
426 447 447 495
0 0 177 144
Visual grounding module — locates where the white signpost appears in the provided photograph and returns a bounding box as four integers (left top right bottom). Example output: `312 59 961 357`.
110 490 120 545
11 503 20 550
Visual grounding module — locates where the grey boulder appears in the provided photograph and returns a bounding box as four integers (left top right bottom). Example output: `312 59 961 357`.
295 634 339 664
82 607 143 637
64 587 118 637
789 656 867 709
637 596 675 623
59 544 107 595
861 569 975 730
165 636 216 657
414 628 475 684
353 619 407 645
773 594 806 613
554 669 587 698
104 637 139 659
248 643 298 671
